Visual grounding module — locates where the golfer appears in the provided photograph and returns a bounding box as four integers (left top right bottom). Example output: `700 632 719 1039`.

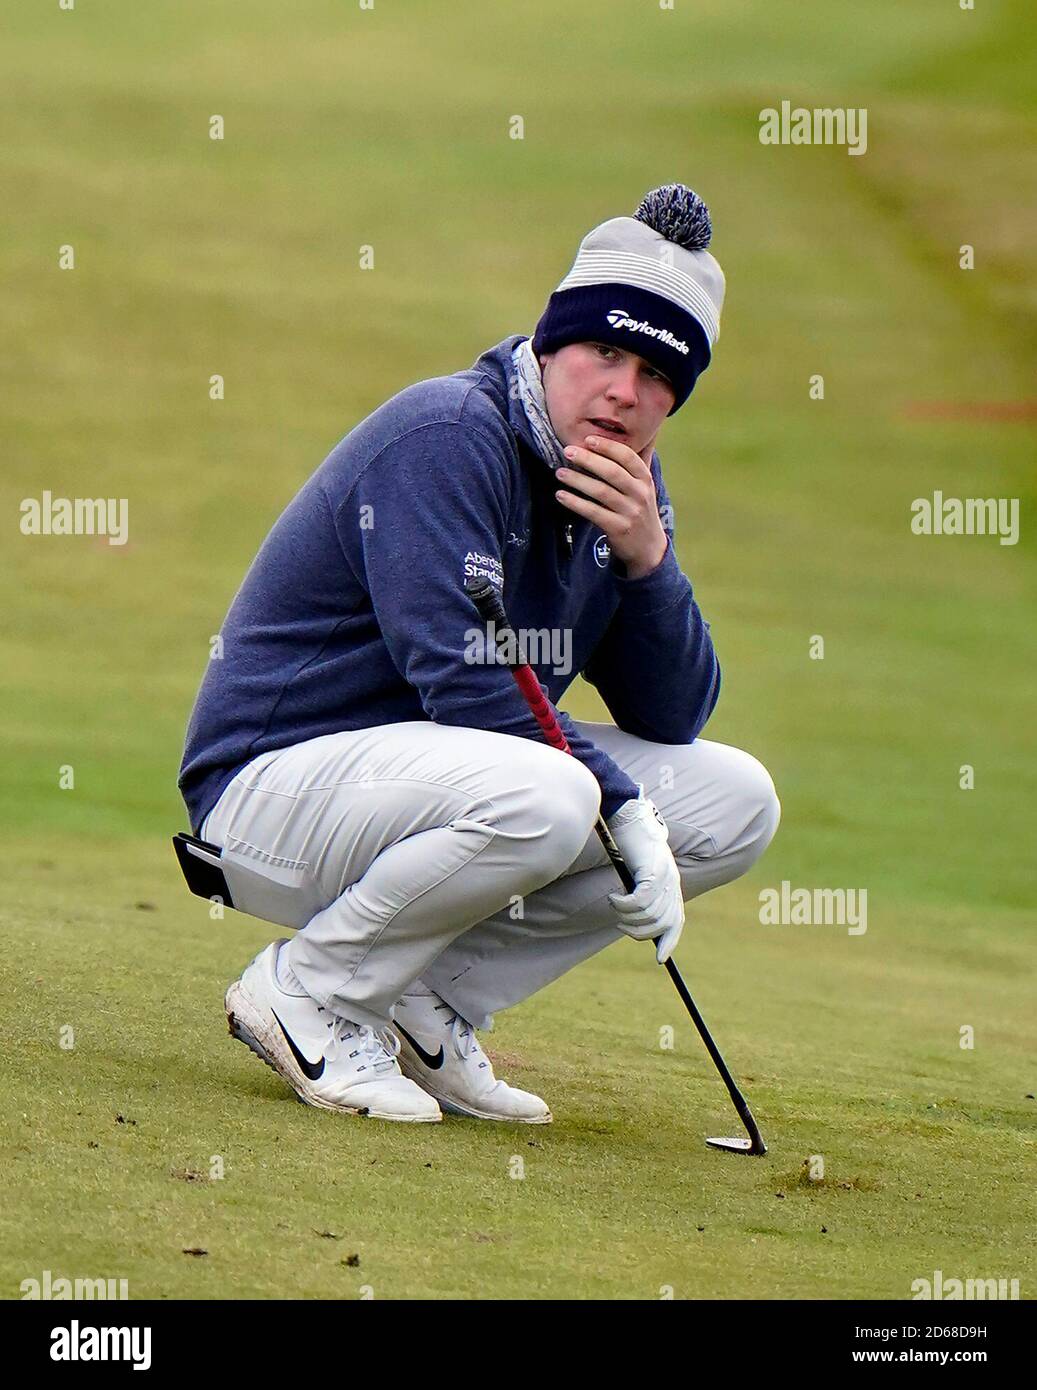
178 183 780 1124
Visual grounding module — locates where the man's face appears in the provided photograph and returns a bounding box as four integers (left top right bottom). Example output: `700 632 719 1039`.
538 341 676 460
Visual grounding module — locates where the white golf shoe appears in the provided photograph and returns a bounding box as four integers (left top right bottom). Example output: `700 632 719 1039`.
225 942 441 1122
394 984 552 1123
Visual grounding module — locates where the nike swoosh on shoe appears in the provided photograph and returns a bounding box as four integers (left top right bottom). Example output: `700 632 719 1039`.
272 1010 326 1080
395 1023 445 1070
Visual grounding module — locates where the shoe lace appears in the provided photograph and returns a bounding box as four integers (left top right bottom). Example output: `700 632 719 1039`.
436 1005 479 1062
320 1009 401 1074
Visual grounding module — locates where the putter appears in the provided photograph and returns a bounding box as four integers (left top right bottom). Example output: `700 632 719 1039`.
464 574 767 1156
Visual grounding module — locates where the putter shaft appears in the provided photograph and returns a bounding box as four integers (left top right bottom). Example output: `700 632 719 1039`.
464 574 767 1155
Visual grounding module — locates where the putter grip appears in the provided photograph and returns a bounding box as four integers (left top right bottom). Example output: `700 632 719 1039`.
464 574 508 627
464 576 568 751
464 575 636 893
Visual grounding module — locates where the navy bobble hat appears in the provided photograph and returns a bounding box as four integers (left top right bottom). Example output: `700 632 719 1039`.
531 184 725 414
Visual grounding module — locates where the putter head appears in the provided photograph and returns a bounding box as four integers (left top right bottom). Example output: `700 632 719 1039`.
706 1135 768 1156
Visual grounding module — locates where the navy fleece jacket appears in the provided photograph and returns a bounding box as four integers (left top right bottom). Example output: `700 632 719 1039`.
178 335 720 836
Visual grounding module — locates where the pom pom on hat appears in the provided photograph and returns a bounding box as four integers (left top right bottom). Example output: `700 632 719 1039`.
632 183 712 252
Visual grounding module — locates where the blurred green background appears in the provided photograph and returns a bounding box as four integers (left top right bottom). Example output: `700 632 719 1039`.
2 1 1034 1300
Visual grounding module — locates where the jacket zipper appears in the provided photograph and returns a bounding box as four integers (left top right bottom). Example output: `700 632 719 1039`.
564 523 573 558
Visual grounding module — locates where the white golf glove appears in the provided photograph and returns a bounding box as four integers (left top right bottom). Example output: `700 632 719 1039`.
606 788 685 964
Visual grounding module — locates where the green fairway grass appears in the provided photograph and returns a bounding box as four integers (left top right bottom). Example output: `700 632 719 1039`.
3 1 1034 1299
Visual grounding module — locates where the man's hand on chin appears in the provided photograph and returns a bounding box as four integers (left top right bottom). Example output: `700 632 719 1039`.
555 430 669 579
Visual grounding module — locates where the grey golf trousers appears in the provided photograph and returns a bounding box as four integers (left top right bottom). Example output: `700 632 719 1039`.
200 720 780 1031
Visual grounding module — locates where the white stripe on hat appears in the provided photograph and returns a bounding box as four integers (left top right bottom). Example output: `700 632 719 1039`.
556 248 721 346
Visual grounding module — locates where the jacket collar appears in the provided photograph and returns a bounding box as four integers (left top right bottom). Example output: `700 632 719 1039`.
469 335 561 473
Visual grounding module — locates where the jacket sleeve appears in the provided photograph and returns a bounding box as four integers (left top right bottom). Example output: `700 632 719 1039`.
334 419 640 816
581 457 720 745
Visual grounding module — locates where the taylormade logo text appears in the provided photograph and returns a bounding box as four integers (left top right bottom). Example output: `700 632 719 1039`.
605 310 689 355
